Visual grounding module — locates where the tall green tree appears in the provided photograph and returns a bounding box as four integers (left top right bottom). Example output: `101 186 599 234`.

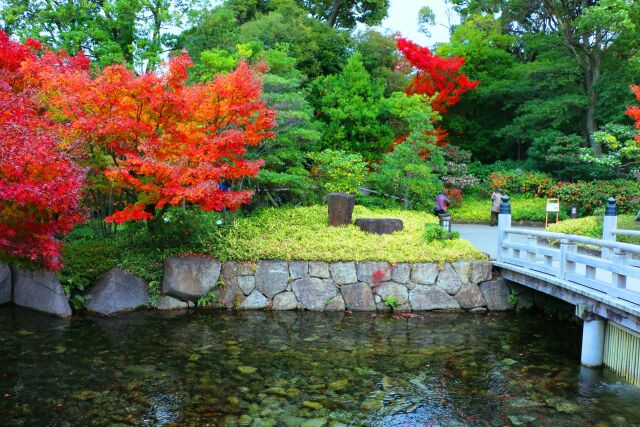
295 0 389 29
451 0 638 154
0 0 201 69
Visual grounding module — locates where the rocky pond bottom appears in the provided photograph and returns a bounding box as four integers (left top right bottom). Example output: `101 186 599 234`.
1 308 640 427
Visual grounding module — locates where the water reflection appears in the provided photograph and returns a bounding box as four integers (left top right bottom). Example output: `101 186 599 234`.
0 307 639 426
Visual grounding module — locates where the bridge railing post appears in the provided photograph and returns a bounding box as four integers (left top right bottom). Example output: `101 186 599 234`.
497 195 511 261
612 248 628 289
559 239 576 279
602 197 618 260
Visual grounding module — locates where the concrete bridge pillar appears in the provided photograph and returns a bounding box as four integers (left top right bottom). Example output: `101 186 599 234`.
581 313 606 368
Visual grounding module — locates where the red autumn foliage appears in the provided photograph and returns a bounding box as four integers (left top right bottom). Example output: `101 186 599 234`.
26 52 276 223
397 37 479 114
0 31 85 270
627 85 640 144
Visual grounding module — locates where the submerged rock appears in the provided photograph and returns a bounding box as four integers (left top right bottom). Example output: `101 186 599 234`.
12 268 72 317
162 256 221 301
86 268 149 316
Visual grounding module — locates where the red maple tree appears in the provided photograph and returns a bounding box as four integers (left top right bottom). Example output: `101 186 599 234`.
27 53 276 224
627 85 640 144
0 31 85 270
397 37 478 147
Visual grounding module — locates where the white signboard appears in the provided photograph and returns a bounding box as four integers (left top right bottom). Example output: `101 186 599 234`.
546 199 560 213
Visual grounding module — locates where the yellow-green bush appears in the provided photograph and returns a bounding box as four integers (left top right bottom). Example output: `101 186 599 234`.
206 206 485 263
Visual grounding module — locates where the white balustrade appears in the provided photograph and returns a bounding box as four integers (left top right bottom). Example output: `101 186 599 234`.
496 196 640 307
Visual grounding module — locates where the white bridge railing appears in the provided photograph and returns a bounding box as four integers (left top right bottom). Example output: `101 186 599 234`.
497 197 640 306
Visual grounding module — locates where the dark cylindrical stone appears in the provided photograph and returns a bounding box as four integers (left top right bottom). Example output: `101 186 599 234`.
328 192 355 226
355 218 403 235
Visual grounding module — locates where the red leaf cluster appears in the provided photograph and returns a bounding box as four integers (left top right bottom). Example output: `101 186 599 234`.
27 52 276 223
627 85 640 144
397 37 479 114
0 31 85 270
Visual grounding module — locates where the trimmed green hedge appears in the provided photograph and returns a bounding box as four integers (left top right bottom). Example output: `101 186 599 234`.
449 196 569 223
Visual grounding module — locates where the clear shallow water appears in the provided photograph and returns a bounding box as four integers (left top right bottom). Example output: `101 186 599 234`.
1 307 639 427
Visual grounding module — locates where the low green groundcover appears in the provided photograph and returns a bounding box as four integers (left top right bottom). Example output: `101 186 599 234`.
212 206 482 263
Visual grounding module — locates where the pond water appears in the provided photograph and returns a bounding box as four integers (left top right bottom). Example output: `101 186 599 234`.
1 307 639 427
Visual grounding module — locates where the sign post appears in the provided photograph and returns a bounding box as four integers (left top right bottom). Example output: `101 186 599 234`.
546 198 560 227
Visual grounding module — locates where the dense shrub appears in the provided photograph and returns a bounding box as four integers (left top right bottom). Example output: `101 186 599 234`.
548 180 640 215
486 170 555 197
547 215 640 244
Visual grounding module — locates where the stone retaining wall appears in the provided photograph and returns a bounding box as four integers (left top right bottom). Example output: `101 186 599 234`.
162 257 509 313
0 258 514 317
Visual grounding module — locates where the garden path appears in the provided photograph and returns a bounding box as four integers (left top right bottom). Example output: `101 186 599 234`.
452 223 542 260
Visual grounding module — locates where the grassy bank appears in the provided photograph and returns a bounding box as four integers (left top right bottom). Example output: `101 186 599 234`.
546 215 640 244
60 206 485 305
449 196 569 223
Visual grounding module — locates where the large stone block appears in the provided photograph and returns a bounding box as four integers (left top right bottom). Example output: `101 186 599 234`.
240 290 268 310
272 291 298 310
289 261 309 279
340 282 375 311
390 263 410 284
355 218 403 235
328 192 355 226
356 261 391 283
255 261 289 299
162 256 221 301
219 282 244 309
292 278 338 310
330 262 357 285
454 284 486 310
436 263 463 295
409 285 460 311
479 279 513 311
309 261 330 278
86 268 149 316
411 263 439 285
0 263 11 305
12 268 72 317
237 276 256 296
374 282 410 310
452 261 471 285
325 295 346 311
471 262 492 284
157 295 191 310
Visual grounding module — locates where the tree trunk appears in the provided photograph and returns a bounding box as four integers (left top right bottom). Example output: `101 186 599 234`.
327 0 342 28
585 55 602 155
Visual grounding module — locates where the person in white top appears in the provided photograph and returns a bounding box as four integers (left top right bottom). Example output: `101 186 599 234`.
490 188 504 226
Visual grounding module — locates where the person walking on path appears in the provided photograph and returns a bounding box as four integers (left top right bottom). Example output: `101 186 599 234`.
490 188 504 226
434 191 451 216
